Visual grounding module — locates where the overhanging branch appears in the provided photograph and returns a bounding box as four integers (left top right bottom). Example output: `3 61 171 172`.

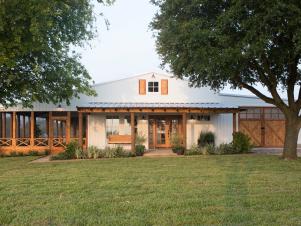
239 82 275 105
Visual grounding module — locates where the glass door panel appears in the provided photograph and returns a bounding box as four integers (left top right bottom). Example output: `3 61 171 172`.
156 120 166 145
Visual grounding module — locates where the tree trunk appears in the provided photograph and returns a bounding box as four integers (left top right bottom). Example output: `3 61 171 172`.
283 116 300 160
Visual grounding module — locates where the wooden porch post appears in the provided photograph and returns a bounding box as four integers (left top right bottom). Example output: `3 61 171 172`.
182 112 187 149
30 111 34 146
12 112 16 148
66 111 71 144
131 112 135 152
48 112 53 151
78 112 83 147
233 112 237 133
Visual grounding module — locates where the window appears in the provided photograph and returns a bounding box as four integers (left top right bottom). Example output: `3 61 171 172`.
106 116 119 137
197 115 210 121
148 81 159 92
239 108 261 119
264 108 285 120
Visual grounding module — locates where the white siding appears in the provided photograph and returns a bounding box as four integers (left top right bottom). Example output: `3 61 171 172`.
88 114 106 149
137 116 149 149
212 114 233 146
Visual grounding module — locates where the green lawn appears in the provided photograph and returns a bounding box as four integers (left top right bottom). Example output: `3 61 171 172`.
0 155 300 226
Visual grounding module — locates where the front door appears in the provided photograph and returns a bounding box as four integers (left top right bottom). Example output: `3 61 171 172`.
156 119 170 148
149 116 181 149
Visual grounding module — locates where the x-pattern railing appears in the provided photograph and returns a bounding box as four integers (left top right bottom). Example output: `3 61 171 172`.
16 138 30 146
0 138 12 146
34 138 48 146
53 138 66 148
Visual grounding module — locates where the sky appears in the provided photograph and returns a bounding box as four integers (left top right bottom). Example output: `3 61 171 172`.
78 0 268 97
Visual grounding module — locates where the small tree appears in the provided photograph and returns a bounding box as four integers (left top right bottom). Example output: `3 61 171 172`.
151 0 301 159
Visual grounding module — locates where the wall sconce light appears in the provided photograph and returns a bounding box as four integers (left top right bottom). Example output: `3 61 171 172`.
56 104 64 111
142 115 146 120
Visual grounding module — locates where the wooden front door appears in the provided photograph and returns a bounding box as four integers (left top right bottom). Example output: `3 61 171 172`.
149 116 181 149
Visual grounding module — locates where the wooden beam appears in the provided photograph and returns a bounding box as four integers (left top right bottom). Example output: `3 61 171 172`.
48 112 53 151
66 111 71 144
78 112 83 147
30 112 34 146
131 112 135 153
233 113 237 133
12 112 16 148
182 112 187 149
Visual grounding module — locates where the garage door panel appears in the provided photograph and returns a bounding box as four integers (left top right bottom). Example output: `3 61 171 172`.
239 120 262 146
264 120 285 147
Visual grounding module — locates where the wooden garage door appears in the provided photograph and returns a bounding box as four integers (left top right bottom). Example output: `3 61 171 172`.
239 120 262 146
239 107 285 147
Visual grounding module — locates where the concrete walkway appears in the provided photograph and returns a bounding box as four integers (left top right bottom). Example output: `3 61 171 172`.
252 148 301 157
30 155 51 163
144 149 178 157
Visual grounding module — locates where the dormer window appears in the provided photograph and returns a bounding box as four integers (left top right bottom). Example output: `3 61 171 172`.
148 81 159 92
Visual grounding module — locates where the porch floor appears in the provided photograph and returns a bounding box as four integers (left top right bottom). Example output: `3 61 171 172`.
144 149 178 157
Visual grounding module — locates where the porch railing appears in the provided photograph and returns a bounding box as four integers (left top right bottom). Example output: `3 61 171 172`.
34 138 49 146
53 138 66 148
0 138 12 146
0 138 86 147
16 138 30 146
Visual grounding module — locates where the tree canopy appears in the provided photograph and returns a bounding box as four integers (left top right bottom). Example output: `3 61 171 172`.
0 0 112 107
151 0 301 159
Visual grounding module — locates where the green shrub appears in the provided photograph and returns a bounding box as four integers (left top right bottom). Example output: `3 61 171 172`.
171 134 185 155
232 132 253 153
44 150 50 155
51 152 69 160
28 150 39 156
135 144 145 156
184 144 202 155
202 144 216 155
51 141 80 160
215 143 234 155
64 141 80 159
101 146 130 158
198 131 215 147
114 146 129 157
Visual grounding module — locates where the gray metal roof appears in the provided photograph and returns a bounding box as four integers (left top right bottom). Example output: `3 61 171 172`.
77 102 238 109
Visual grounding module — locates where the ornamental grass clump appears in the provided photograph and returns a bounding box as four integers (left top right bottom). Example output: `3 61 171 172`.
171 134 185 155
135 134 146 156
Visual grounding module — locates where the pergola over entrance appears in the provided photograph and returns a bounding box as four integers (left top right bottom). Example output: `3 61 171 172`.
77 102 240 152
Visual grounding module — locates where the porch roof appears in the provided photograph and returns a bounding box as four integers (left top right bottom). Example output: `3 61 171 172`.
77 102 240 113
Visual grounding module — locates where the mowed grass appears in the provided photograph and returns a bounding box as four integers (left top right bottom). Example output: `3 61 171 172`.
0 155 301 226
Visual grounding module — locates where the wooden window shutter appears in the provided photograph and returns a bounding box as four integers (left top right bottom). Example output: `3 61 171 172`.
161 79 168 95
139 79 146 95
